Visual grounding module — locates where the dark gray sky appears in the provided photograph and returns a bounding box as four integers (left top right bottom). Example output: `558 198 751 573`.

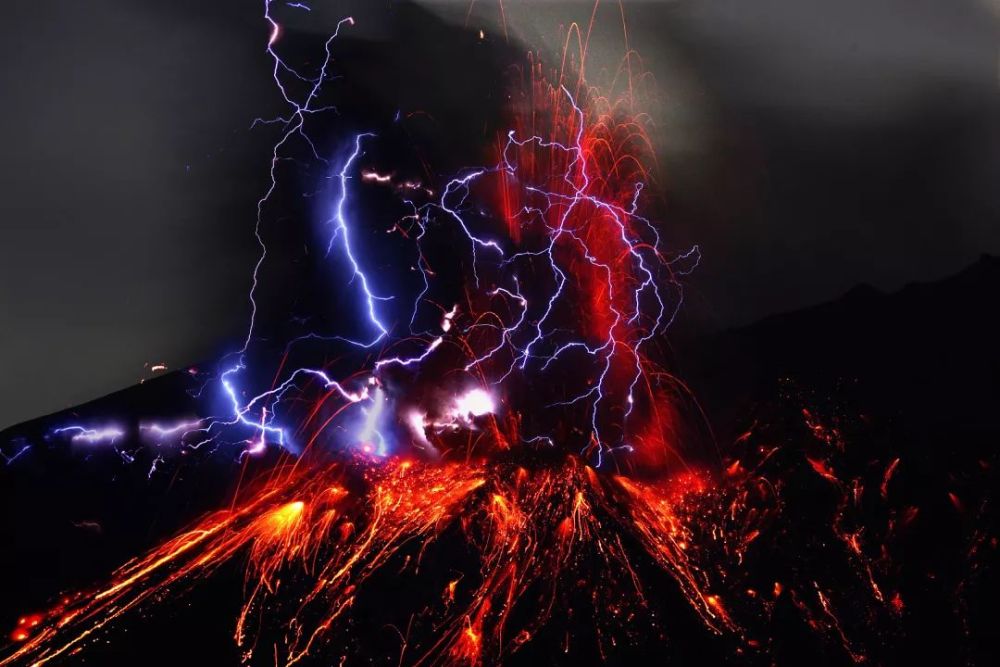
1 0 997 429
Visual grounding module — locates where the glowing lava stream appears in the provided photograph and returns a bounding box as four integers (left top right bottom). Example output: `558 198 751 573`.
2 455 742 667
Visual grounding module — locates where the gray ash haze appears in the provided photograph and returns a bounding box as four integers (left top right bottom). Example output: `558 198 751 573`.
1 0 998 428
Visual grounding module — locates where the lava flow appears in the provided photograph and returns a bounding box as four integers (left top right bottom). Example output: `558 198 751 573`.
3 3 919 666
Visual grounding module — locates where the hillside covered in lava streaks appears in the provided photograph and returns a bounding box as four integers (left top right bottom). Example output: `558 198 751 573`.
3 256 997 666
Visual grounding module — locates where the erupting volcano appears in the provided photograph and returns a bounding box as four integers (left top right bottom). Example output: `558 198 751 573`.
3 2 997 666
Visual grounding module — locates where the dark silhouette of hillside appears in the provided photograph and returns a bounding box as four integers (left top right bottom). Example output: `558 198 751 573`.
678 254 1000 445
674 255 1000 665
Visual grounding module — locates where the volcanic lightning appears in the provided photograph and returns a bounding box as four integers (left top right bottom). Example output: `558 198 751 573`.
1 2 918 666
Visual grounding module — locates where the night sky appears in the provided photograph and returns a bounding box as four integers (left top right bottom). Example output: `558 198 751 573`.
1 0 997 428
